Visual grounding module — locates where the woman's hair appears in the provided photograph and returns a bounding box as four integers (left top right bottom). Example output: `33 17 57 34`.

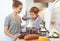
30 7 39 14
13 0 23 8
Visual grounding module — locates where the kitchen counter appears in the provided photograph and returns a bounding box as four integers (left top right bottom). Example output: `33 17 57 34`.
16 38 60 41
15 36 60 41
16 39 38 41
50 38 60 41
15 29 60 41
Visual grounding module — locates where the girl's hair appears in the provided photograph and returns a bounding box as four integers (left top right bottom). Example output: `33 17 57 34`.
13 0 23 8
30 7 39 14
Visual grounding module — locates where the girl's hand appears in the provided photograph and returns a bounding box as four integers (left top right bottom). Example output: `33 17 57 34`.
22 15 27 20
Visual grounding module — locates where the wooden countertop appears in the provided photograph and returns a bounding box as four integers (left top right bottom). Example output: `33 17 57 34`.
16 38 38 41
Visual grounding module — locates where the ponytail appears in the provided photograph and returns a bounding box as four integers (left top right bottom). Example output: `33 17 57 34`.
12 0 23 8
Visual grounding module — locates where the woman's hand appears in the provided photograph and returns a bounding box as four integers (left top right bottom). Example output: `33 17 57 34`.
15 34 21 38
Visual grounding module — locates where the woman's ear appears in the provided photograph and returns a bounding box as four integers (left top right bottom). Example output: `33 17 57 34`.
13 7 17 11
13 7 16 9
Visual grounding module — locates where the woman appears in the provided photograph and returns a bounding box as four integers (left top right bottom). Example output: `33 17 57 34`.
4 0 23 41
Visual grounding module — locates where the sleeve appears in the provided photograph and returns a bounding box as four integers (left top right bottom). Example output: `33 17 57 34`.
4 16 10 26
22 16 31 21
26 16 31 19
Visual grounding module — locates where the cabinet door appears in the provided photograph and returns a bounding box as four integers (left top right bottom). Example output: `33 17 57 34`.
34 0 55 3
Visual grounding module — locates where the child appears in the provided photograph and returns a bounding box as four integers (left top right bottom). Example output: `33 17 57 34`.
22 7 49 33
22 7 41 30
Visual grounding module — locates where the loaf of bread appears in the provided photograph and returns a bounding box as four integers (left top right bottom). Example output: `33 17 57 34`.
17 33 28 39
24 34 39 40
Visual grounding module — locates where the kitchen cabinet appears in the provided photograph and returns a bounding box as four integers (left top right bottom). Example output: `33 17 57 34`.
34 0 55 3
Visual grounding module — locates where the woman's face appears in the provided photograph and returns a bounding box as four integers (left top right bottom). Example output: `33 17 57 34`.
30 12 37 19
13 5 23 14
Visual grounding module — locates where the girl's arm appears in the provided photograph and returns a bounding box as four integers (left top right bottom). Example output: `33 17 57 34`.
21 25 26 28
22 15 31 21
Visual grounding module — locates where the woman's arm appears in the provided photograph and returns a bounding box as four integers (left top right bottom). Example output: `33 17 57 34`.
4 26 15 38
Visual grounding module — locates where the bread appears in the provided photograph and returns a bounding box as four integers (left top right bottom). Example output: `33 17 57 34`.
24 34 39 40
17 33 27 39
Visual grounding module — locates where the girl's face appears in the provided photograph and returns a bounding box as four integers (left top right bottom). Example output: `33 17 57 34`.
30 12 38 20
13 5 23 14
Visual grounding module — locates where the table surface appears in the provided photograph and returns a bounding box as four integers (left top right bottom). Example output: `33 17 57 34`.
16 38 38 41
15 36 60 41
16 38 60 41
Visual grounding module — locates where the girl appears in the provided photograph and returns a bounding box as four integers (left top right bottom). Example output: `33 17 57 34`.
22 7 49 34
22 7 49 40
4 0 23 41
22 7 41 30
